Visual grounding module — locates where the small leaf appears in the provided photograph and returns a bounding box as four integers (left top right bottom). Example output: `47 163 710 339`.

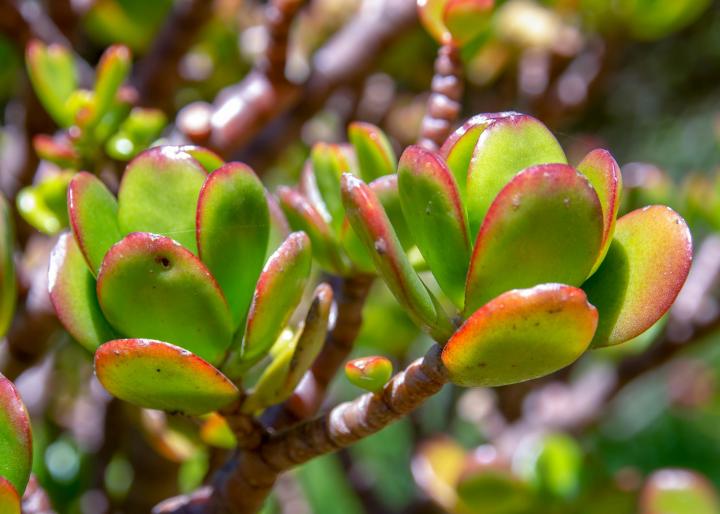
345 356 393 392
92 45 131 126
117 146 206 253
228 232 312 374
311 143 349 233
348 122 396 182
17 171 73 235
0 373 32 495
68 172 122 276
197 163 269 328
0 195 15 339
341 173 452 340
444 0 494 46
398 146 470 307
25 40 77 127
418 0 451 43
49 233 116 351
106 108 167 160
178 145 224 173
443 284 598 387
577 149 622 273
199 413 237 449
97 233 233 363
465 164 603 315
465 112 567 236
641 469 720 514
95 339 239 416
583 206 692 347
0 477 20 514
33 134 79 169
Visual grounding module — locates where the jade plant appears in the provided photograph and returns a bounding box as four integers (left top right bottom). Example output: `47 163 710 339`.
343 112 693 387
48 145 332 416
0 373 32 514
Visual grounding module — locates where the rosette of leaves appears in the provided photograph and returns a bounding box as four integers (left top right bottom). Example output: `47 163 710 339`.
20 41 166 234
0 373 33 514
48 146 332 417
342 112 692 388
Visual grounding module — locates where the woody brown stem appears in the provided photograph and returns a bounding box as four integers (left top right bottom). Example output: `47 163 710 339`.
418 43 464 150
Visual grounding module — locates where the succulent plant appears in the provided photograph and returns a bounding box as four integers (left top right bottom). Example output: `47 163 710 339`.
0 373 32 513
49 146 331 416
342 112 692 387
344 356 393 392
418 0 494 47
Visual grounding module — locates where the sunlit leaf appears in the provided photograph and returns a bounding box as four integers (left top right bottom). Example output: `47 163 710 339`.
345 356 393 392
0 373 32 495
641 469 720 514
25 41 77 127
348 122 397 182
0 477 20 514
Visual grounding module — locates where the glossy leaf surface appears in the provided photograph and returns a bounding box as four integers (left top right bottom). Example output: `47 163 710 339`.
0 477 20 514
465 164 603 314
440 115 492 199
345 356 393 392
26 41 77 127
0 373 32 495
311 143 349 232
95 339 238 416
584 206 692 346
97 233 233 363
348 122 396 182
443 284 598 387
178 145 225 173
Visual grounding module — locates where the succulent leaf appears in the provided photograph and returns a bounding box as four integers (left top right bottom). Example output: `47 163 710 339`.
465 164 603 314
443 284 598 387
311 143 349 233
641 469 720 514
49 233 116 352
344 356 393 392
91 45 131 126
178 145 225 173
443 0 494 46
25 41 77 127
0 195 15 339
418 0 451 43
440 115 492 199
199 412 237 449
0 477 20 514
197 163 270 328
0 373 32 495
96 232 233 363
370 175 414 250
398 146 470 307
95 339 239 416
117 146 206 253
583 206 692 347
348 122 397 182
17 171 73 235
412 437 467 511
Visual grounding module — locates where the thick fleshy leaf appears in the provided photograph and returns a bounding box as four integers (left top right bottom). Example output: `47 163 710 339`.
0 373 32 495
97 233 233 363
199 412 237 449
91 45 131 125
197 163 269 328
443 0 494 45
583 206 692 347
311 143 349 232
577 149 622 273
178 145 225 173
398 146 470 307
457 466 535 514
0 477 20 514
345 356 393 392
25 41 77 127
266 191 291 257
418 0 450 43
641 469 720 514
230 232 312 373
465 112 567 236
341 219 376 274
95 339 239 416
465 164 603 314
277 187 347 273
440 115 492 199
341 173 452 340
244 283 332 411
106 108 166 160
49 233 115 352
443 284 598 387
348 122 396 182
68 172 121 275
33 134 79 169
17 171 73 235
370 175 414 250
117 146 206 253
0 195 15 338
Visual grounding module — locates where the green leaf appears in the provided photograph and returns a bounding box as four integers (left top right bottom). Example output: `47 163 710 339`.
443 284 598 387
443 0 494 46
25 40 77 127
439 115 492 200
49 233 116 352
398 146 470 307
370 175 414 250
33 134 79 169
457 466 536 514
418 0 451 43
577 149 622 274
117 146 206 253
106 108 167 160
17 171 73 235
641 469 720 514
583 206 692 347
412 437 467 511
341 219 376 274
266 191 291 258
0 477 20 514
92 45 131 126
95 339 239 416
465 163 603 315
341 173 452 340
227 232 312 375
178 145 224 173
96 232 233 363
197 163 269 328
68 172 122 276
199 413 237 449
311 143 350 233
0 195 15 339
345 356 393 392
465 112 567 236
0 373 32 495
348 122 396 182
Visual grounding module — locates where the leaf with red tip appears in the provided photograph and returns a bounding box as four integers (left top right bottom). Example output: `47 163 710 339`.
443 284 598 387
465 164 603 314
0 195 15 339
583 206 692 347
277 187 347 273
399 146 470 307
49 233 115 351
178 145 225 173
118 146 206 253
465 112 567 236
197 163 269 328
311 143 350 232
577 149 622 273
0 477 20 514
418 0 451 43
200 413 236 449
91 44 131 125
33 134 79 169
0 373 32 495
341 173 452 340
641 469 720 514
444 0 494 46
95 339 239 416
97 233 233 363
345 356 393 392
228 232 312 374
348 122 397 182
68 172 121 276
